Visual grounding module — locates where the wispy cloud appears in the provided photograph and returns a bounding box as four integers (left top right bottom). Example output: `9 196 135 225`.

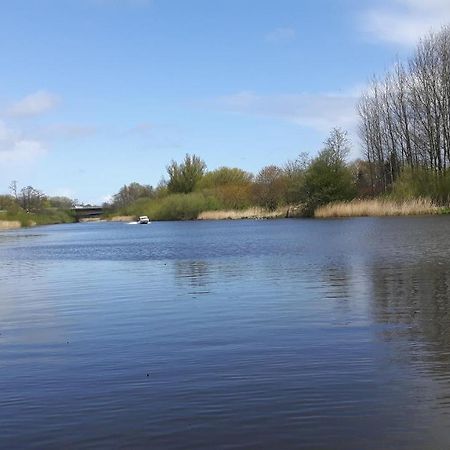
211 88 360 133
124 121 183 148
7 90 60 118
361 0 450 45
0 121 47 164
126 121 153 135
265 27 296 43
40 123 98 140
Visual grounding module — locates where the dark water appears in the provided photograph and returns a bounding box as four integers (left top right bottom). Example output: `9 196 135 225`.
1 218 450 449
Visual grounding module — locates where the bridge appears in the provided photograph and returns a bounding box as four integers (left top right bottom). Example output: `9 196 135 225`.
71 206 104 222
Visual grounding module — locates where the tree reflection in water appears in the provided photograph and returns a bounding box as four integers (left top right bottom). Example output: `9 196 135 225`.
370 261 450 372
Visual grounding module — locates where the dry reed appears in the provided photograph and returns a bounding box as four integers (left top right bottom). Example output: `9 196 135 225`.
314 198 440 218
109 215 135 222
198 207 286 220
0 220 21 229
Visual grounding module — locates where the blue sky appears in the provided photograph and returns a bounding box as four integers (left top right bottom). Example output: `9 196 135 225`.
1 0 449 203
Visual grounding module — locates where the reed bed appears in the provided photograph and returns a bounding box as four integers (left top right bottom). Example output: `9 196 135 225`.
0 220 21 229
109 215 135 222
198 207 286 220
314 198 440 218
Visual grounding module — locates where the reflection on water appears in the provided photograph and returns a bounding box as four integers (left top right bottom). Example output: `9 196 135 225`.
370 262 450 390
1 218 450 449
175 260 211 296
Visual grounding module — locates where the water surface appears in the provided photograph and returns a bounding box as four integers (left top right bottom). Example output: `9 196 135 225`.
1 218 450 449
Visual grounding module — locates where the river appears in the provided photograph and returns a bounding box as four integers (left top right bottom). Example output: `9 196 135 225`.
1 218 450 449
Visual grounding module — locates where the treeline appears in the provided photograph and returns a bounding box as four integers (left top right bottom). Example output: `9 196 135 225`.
0 181 78 226
359 25 450 201
105 128 362 220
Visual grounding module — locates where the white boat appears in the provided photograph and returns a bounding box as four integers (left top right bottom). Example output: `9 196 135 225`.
138 216 150 224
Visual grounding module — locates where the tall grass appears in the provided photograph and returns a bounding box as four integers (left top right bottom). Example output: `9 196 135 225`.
0 220 21 229
314 198 440 218
198 207 286 220
108 215 136 222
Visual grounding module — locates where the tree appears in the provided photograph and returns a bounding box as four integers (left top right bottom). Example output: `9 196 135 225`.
167 154 206 194
350 159 376 198
9 180 18 200
48 196 76 209
283 152 310 204
196 167 254 209
197 167 253 190
253 165 287 211
302 129 355 215
111 182 154 210
322 127 351 166
18 186 46 212
358 25 450 199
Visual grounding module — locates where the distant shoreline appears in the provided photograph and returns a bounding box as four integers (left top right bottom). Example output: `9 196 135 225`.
108 200 447 222
2 200 448 230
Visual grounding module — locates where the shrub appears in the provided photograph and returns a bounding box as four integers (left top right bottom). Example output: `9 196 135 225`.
120 192 222 221
391 168 450 204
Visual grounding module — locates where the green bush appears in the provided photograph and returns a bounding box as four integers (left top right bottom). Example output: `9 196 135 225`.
303 155 356 216
392 168 450 204
120 192 223 220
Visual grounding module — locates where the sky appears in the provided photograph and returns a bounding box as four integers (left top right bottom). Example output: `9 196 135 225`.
1 0 450 204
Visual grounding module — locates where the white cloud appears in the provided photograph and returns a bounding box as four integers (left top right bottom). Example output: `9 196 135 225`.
213 89 360 133
265 27 296 43
7 90 60 118
361 0 450 45
0 121 46 164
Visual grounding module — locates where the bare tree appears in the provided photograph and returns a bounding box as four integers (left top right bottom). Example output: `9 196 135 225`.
358 25 450 196
9 180 18 200
18 186 46 212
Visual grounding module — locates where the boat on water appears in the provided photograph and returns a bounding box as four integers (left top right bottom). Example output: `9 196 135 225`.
138 216 150 224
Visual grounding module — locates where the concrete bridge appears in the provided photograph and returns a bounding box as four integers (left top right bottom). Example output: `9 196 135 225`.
71 206 103 222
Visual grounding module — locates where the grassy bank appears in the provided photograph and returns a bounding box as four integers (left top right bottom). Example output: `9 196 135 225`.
0 209 76 228
314 198 440 218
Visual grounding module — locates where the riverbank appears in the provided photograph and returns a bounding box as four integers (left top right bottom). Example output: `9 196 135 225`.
0 209 76 229
108 205 300 221
314 198 441 218
108 199 445 221
3 199 446 228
